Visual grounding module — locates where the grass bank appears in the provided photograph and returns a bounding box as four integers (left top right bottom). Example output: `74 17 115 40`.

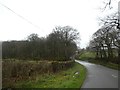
87 60 119 70
79 51 95 60
8 63 86 88
15 63 86 88
79 51 119 70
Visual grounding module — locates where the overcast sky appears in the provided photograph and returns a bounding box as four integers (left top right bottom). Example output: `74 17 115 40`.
0 0 118 48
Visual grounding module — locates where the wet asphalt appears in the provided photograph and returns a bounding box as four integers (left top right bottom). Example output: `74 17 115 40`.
75 60 119 88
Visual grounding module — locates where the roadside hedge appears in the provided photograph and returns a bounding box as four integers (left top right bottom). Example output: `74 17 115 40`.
2 60 74 87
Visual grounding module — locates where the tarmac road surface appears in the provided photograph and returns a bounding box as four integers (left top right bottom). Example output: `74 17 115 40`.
75 60 119 88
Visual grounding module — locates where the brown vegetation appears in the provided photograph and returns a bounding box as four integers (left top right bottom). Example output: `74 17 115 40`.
2 60 74 88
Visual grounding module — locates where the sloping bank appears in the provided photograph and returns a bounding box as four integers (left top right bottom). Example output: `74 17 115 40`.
2 60 86 88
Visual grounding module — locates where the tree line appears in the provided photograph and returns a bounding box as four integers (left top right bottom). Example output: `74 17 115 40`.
2 26 79 61
88 12 120 63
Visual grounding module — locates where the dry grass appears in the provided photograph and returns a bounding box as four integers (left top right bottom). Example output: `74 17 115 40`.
2 59 74 88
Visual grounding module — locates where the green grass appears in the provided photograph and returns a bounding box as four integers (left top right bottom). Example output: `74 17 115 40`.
79 51 119 70
88 60 119 70
79 51 95 60
13 62 86 88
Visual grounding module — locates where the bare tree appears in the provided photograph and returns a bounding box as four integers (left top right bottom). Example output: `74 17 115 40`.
102 0 112 10
99 12 120 60
89 12 119 63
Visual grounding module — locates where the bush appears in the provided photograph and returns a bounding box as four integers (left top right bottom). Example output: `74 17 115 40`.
2 60 74 88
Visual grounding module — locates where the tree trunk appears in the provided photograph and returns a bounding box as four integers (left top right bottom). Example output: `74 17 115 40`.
107 44 113 60
101 44 107 59
95 46 99 59
99 48 103 59
118 48 120 63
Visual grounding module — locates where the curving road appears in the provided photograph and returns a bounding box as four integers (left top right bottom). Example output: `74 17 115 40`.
75 60 119 88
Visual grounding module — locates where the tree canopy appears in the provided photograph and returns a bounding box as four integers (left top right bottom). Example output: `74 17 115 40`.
2 26 80 61
88 12 120 63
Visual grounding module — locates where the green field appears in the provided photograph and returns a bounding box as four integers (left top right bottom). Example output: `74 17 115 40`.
79 51 95 60
12 63 86 88
79 51 119 70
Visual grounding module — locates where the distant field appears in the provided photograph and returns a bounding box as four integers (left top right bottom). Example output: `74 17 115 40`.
2 60 86 88
79 51 95 60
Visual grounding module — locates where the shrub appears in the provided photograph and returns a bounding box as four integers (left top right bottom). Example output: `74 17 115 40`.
2 60 74 88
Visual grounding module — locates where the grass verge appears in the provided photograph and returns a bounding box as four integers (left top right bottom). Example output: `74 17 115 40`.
12 62 86 88
79 59 119 70
79 51 119 70
88 60 119 70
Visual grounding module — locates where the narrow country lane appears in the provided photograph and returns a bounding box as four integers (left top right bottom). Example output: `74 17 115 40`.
75 60 119 88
